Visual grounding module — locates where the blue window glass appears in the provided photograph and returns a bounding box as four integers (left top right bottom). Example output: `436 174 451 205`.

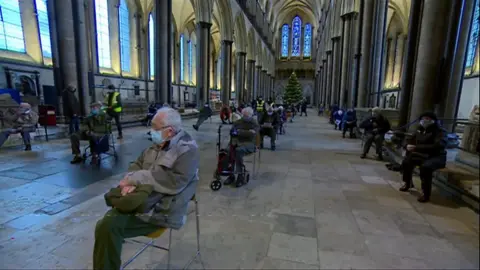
149 14 154 77
0 0 25 53
35 0 52 58
188 40 192 83
119 0 130 72
291 16 302 57
303 23 312 58
95 0 111 68
465 4 479 69
179 34 184 81
281 24 289 57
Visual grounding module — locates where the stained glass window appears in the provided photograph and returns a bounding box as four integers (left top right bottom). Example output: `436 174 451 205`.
95 0 111 68
179 34 184 82
35 0 52 58
303 23 312 58
0 0 25 53
291 16 302 57
149 14 154 77
119 0 130 72
465 3 479 70
281 24 289 58
188 40 192 83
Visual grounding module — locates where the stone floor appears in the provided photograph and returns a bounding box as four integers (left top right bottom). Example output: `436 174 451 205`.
0 110 478 269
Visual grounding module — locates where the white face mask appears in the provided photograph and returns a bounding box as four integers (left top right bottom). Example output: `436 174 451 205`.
150 129 166 144
420 119 435 127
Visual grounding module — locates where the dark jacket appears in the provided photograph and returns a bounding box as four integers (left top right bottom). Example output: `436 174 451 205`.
301 102 307 111
199 106 213 118
62 90 80 117
407 124 447 157
360 114 391 134
82 112 109 134
260 112 280 127
343 111 356 123
232 117 259 147
104 184 154 213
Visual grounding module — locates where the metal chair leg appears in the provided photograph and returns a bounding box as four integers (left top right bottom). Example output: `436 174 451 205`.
183 198 205 270
167 229 172 270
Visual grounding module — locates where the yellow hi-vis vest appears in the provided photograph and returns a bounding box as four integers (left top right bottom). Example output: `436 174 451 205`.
105 92 122 113
256 101 265 112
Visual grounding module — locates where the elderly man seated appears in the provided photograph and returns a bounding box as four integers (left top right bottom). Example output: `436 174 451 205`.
93 107 199 270
70 102 109 164
0 102 38 151
226 106 259 187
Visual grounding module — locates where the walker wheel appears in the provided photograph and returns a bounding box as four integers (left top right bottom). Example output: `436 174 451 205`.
228 174 236 182
210 180 222 191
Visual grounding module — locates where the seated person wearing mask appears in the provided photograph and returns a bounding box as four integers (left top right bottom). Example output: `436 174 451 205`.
399 112 446 203
333 108 344 130
0 102 38 151
259 107 280 151
70 102 108 164
342 109 357 138
360 107 391 160
193 102 212 131
93 107 199 270
226 106 259 187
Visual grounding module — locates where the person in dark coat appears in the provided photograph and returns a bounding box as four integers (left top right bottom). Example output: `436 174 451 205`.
62 85 81 134
300 101 307 116
399 112 447 203
360 107 391 160
342 108 357 138
259 107 280 151
333 109 344 130
193 102 212 131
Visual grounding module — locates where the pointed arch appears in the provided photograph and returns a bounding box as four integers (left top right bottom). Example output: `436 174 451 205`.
233 13 247 53
291 15 302 57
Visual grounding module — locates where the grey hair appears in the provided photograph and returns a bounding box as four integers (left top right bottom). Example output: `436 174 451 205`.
156 107 182 131
242 106 254 117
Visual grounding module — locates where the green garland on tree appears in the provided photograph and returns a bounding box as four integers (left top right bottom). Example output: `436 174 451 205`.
283 72 303 105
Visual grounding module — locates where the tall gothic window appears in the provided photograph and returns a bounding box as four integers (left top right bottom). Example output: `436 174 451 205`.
95 0 111 68
119 0 130 72
188 40 192 83
179 34 184 82
291 16 302 57
149 14 154 77
281 24 289 58
0 0 25 53
303 23 312 58
465 3 479 73
35 0 52 58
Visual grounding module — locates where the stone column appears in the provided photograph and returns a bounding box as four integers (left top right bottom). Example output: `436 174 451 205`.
46 0 63 114
221 40 233 105
392 34 406 87
357 0 375 108
370 0 388 106
246 59 255 102
154 0 172 104
319 67 324 104
271 76 275 101
331 38 341 105
235 52 246 103
255 65 262 98
262 70 268 98
322 60 327 104
340 13 354 108
408 0 453 129
385 38 396 88
442 0 476 130
267 74 272 99
326 52 333 105
72 0 90 114
196 22 212 106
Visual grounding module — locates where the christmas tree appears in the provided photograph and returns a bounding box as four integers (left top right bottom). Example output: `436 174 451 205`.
283 72 303 105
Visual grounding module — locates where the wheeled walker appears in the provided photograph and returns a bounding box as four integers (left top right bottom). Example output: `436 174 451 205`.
210 124 260 191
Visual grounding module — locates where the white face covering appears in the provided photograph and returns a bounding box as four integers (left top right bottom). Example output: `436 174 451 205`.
420 119 435 127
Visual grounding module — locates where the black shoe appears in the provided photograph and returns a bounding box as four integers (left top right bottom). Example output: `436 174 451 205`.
376 155 384 161
70 156 83 164
342 134 346 138
224 175 235 185
417 194 430 203
193 125 198 131
24 144 32 151
235 174 245 188
117 135 123 140
399 183 414 192
360 154 367 159
271 146 276 151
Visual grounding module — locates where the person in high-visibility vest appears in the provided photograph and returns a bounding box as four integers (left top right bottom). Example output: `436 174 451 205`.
104 85 123 139
256 97 265 121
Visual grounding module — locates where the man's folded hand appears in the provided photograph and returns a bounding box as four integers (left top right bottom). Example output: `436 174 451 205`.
121 185 136 196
